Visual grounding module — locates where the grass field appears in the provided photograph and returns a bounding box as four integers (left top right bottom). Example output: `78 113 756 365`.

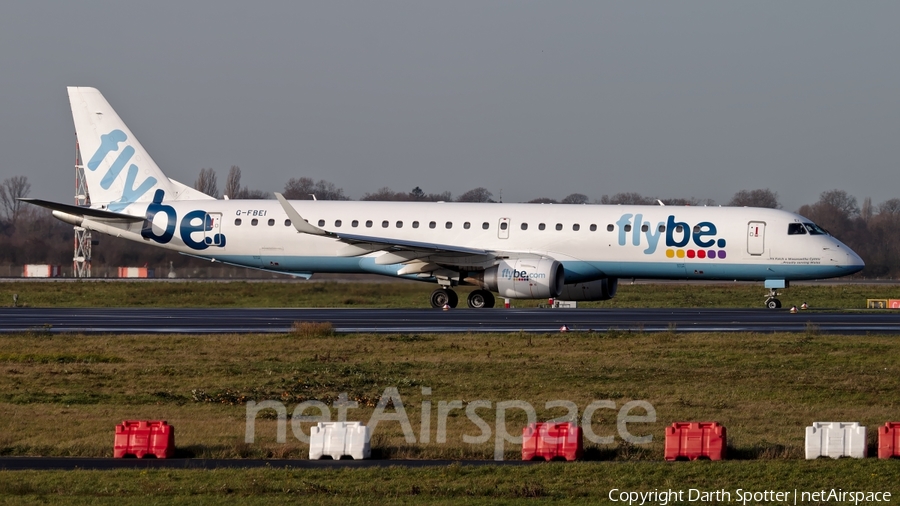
1 323 899 503
1 281 898 503
2 279 900 309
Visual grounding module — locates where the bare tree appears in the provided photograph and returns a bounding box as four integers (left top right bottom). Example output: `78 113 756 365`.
0 176 31 224
561 193 589 204
861 197 873 223
193 168 219 198
242 189 271 199
456 187 494 203
283 177 349 200
223 166 242 199
818 189 859 218
600 192 655 205
878 198 900 218
728 189 780 208
362 187 409 201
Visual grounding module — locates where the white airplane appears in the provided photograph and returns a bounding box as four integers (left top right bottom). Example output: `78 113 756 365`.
24 87 864 309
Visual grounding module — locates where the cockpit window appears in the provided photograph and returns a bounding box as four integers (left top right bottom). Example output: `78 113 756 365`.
803 223 829 235
787 223 807 235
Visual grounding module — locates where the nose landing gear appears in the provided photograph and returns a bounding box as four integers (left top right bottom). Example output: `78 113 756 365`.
764 288 782 309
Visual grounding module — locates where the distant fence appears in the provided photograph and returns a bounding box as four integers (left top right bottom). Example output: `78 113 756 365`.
0 264 293 280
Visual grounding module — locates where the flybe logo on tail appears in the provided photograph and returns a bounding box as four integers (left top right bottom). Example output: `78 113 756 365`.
616 214 728 259
86 129 158 211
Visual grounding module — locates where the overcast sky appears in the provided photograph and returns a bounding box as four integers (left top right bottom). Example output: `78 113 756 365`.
1 2 898 211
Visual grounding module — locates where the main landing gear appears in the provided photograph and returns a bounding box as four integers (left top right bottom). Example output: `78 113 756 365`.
466 289 495 309
429 288 496 309
765 288 782 309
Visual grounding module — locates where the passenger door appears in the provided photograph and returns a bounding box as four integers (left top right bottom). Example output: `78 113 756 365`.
747 221 766 256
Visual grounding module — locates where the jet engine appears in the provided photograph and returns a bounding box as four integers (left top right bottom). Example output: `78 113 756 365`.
481 258 565 299
555 277 618 301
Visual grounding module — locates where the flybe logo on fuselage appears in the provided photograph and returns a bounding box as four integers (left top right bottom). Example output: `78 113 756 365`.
141 190 226 250
86 129 158 211
616 214 728 259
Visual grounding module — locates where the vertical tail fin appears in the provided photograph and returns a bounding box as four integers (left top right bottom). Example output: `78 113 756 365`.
68 87 213 211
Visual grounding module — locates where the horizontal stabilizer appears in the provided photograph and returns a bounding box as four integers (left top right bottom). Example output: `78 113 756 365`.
19 198 145 222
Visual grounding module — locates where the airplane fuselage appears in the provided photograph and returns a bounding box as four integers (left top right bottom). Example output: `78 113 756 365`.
70 198 863 285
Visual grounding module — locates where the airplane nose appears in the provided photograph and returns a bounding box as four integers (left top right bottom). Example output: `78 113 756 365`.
844 248 865 274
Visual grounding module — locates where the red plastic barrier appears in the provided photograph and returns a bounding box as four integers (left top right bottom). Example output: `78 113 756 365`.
522 422 583 461
114 420 175 459
878 422 900 459
664 422 726 461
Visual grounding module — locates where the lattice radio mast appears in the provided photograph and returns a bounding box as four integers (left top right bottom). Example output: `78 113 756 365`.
73 137 91 277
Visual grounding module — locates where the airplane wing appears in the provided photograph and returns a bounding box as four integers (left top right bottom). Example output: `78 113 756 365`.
19 198 145 222
275 193 498 277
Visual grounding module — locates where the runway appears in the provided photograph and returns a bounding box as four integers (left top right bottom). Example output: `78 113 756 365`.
1 307 899 334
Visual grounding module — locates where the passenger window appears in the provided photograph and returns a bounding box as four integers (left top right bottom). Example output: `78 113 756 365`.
318 219 325 226
675 225 683 233
788 223 807 235
352 220 359 227
412 221 419 228
624 224 631 232
573 224 580 231
430 221 436 229
284 219 291 226
693 225 700 233
555 223 563 231
521 223 528 230
366 220 373 228
396 221 403 228
446 222 453 229
334 220 342 227
464 222 471 229
382 220 389 228
500 222 508 230
641 224 648 232
482 222 489 230
251 218 258 226
659 225 666 233
607 224 614 232
539 223 546 231
268 219 275 226
590 224 597 232
235 218 242 226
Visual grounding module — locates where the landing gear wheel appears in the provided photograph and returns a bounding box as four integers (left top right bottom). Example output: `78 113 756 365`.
467 289 496 309
765 298 782 309
430 288 458 309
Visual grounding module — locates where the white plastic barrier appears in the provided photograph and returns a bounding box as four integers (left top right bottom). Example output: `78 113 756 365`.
309 421 371 460
805 422 867 459
23 264 61 277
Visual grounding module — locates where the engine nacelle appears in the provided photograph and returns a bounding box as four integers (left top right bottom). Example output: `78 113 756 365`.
482 258 565 299
555 278 618 301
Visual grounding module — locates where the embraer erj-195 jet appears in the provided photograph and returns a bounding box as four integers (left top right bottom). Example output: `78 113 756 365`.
24 88 864 309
